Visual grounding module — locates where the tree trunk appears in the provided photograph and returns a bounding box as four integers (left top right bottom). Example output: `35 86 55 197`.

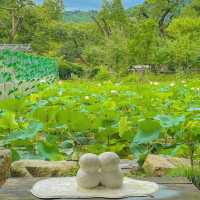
9 9 17 43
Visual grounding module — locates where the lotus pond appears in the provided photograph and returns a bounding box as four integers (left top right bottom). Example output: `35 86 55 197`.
0 75 200 165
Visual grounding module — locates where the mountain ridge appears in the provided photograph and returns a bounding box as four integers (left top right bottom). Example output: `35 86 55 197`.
36 0 144 11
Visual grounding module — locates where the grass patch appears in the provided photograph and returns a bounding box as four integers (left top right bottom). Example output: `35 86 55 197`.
168 166 200 190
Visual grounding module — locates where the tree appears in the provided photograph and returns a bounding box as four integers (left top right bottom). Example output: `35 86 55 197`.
43 0 64 21
111 0 128 27
128 19 160 66
181 0 200 17
92 0 128 37
130 0 190 36
165 17 200 70
0 0 199 73
0 0 34 42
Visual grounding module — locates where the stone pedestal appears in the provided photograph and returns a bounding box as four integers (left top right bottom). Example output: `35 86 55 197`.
0 149 11 187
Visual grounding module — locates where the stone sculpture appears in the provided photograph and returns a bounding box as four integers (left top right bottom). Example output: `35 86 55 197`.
31 151 159 199
99 152 123 188
76 152 123 189
76 153 101 189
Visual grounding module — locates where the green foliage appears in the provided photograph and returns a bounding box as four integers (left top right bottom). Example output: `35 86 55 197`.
60 61 85 79
3 122 43 145
131 119 161 164
0 111 18 130
134 120 161 144
0 0 199 72
0 75 199 162
163 17 200 70
64 11 97 23
94 66 115 81
128 19 159 65
169 166 200 189
155 115 185 128
43 0 64 20
36 140 64 161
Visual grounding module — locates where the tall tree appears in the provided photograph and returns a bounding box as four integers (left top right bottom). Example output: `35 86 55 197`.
93 0 128 37
130 0 191 35
0 0 34 42
43 0 64 21
111 0 128 27
181 0 200 17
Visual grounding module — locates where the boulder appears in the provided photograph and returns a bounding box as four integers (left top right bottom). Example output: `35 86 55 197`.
11 160 78 177
143 154 190 176
168 157 191 167
0 149 11 187
119 159 140 173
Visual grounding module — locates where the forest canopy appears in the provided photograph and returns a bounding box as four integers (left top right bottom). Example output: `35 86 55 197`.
0 0 199 74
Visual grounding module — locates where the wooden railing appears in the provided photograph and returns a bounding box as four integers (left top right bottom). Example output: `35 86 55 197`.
0 44 32 52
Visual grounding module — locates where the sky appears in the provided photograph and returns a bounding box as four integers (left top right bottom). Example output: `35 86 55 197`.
35 0 144 11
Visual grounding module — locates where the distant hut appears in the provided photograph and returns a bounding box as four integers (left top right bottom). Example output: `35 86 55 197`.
128 65 151 74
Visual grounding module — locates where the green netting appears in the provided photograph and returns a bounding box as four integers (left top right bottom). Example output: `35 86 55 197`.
0 50 59 82
0 50 59 99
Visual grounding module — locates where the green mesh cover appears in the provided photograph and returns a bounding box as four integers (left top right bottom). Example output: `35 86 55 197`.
0 50 59 83
0 50 59 99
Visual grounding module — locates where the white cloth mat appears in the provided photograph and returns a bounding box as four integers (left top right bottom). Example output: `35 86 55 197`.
31 177 159 199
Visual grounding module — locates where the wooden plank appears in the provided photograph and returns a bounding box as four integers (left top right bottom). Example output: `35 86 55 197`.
138 177 192 184
0 177 199 200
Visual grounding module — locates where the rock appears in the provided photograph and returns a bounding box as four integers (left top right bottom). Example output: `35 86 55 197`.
143 155 174 176
143 154 191 176
119 159 140 173
11 160 78 177
168 157 191 167
0 149 11 187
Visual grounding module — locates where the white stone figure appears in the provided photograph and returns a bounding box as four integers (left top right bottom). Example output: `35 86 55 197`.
32 152 159 198
76 153 100 189
99 152 123 188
